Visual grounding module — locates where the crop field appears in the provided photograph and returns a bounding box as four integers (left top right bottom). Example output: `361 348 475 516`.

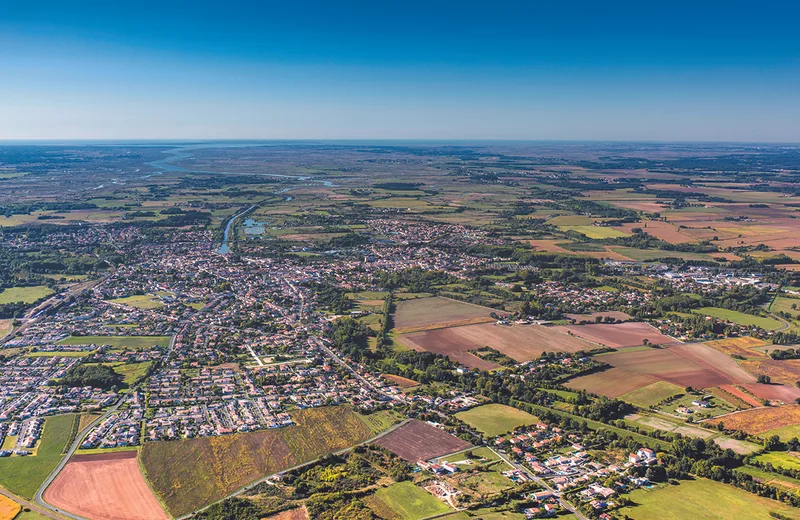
752 452 800 472
0 285 53 304
141 406 382 517
398 323 596 370
692 307 782 330
709 405 800 435
553 321 676 348
609 247 711 262
614 220 696 244
566 343 754 397
58 335 171 350
703 337 769 359
375 420 470 462
559 225 629 239
0 414 76 498
0 319 12 337
393 297 495 331
626 413 716 439
455 404 538 437
0 495 21 520
740 359 800 386
739 381 800 403
370 482 451 520
381 373 419 388
617 478 800 520
44 451 168 520
763 424 800 441
106 294 163 309
564 310 631 323
619 381 684 408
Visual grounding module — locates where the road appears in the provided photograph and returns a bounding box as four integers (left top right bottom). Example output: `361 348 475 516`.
490 447 589 520
309 337 396 400
34 398 125 520
0 487 65 520
177 418 412 520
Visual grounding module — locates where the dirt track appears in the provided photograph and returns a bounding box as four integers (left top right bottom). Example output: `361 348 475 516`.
44 451 168 520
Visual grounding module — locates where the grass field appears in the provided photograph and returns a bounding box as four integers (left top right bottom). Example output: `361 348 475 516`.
620 381 684 408
560 225 629 239
141 406 387 517
107 294 163 309
752 451 800 472
0 414 75 499
0 286 53 304
371 482 451 520
692 307 782 330
736 465 800 492
357 410 404 434
618 478 800 520
58 335 171 349
104 362 152 386
26 350 92 358
0 319 12 337
455 404 538 437
763 424 800 441
439 510 524 520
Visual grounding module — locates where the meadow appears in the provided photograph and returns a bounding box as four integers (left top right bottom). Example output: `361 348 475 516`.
692 307 782 330
455 404 538 437
370 482 451 520
619 381 684 408
58 335 171 349
0 286 53 304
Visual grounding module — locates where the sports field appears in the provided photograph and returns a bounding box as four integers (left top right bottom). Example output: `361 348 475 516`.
370 482 451 520
58 335 171 349
0 285 53 304
618 478 800 520
455 404 538 437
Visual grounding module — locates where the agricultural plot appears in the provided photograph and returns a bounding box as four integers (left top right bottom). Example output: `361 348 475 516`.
370 482 451 520
617 478 800 520
625 413 716 439
141 406 383 517
692 307 782 330
559 225 629 239
375 420 470 462
609 247 711 262
393 297 495 331
381 373 419 388
44 451 168 520
0 414 76 499
455 404 538 437
740 359 800 386
752 452 800 472
0 319 12 337
739 382 800 403
709 405 800 436
0 495 21 520
58 335 171 350
619 381 684 408
106 294 163 309
703 337 769 359
0 285 53 304
614 220 696 244
564 310 631 323
553 321 676 348
398 322 596 370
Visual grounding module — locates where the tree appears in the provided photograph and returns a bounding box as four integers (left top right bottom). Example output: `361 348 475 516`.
757 374 772 384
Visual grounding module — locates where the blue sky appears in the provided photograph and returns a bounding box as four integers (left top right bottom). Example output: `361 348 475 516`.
1 0 799 141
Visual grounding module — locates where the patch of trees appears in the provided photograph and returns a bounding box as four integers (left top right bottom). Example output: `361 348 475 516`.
372 182 422 190
770 347 800 360
193 497 264 520
57 364 124 390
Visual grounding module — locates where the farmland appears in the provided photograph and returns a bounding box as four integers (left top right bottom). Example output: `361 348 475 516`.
0 414 76 499
710 406 800 435
393 297 494 331
375 420 470 462
398 322 595 369
44 451 168 520
370 482 451 520
455 404 538 437
617 478 800 520
619 381 684 408
553 321 676 348
752 452 800 472
692 307 782 330
0 495 20 520
0 286 53 304
141 406 385 517
58 335 171 349
106 294 164 309
703 337 770 359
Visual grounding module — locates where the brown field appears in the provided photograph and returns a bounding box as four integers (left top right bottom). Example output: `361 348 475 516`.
566 343 754 397
718 385 763 408
614 220 696 244
740 383 800 404
393 297 496 330
265 507 309 520
395 316 496 335
703 337 769 359
44 451 168 520
565 311 632 323
553 322 676 348
740 359 800 386
604 200 669 213
382 373 419 388
527 239 573 253
398 323 597 369
708 405 800 435
375 420 470 462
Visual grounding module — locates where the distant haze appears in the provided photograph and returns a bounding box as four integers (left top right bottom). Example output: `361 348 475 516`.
1 1 799 141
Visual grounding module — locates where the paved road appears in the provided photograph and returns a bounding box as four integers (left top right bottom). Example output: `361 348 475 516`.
310 337 396 400
34 399 125 520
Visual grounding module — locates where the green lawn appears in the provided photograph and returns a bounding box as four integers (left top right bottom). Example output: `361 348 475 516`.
618 478 800 520
0 286 53 304
0 414 75 499
58 335 171 349
692 307 782 330
456 404 538 437
620 381 684 408
106 294 163 309
372 482 451 520
752 451 800 472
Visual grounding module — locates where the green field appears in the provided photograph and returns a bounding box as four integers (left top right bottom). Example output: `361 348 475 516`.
26 350 92 358
141 406 388 517
455 404 538 437
752 451 800 472
439 510 525 520
371 482 451 520
58 335 171 349
618 478 800 520
612 247 711 261
0 286 53 304
692 307 782 330
770 296 800 315
620 381 684 408
358 410 404 434
560 225 629 239
107 294 163 309
105 361 152 385
0 414 75 498
736 465 800 492
763 424 800 441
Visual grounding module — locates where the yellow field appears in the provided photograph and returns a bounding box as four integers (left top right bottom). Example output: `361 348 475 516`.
0 494 22 520
703 337 769 358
